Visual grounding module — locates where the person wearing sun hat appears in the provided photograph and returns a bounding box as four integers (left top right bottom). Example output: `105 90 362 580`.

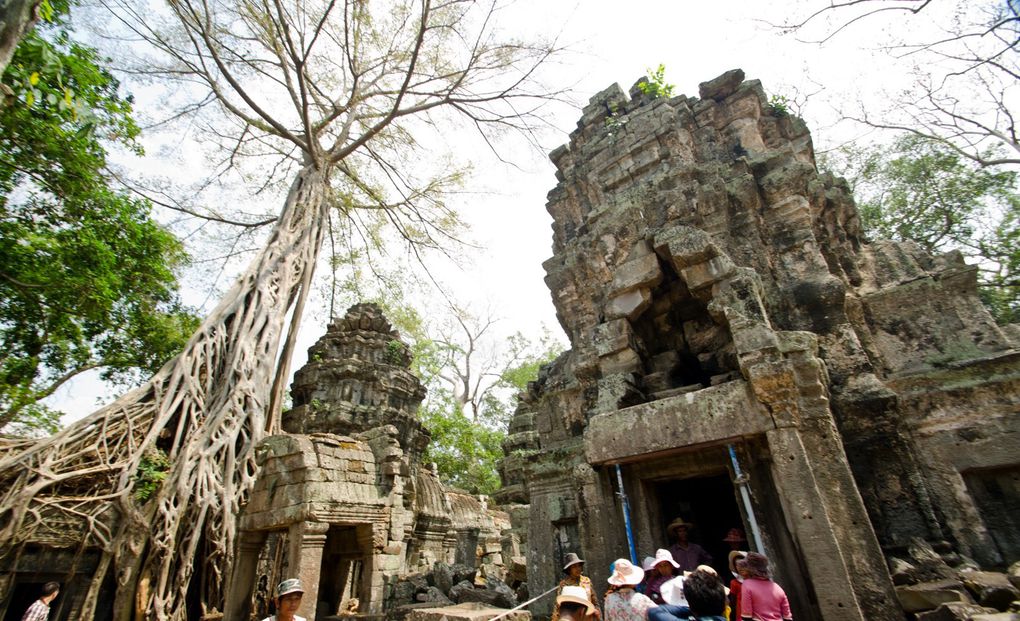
552 553 601 621
641 549 680 605
555 585 600 621
666 518 712 572
727 551 749 621
740 553 792 621
261 578 306 621
604 558 656 621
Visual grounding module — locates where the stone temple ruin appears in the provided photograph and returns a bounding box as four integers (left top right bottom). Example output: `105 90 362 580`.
496 69 1020 621
221 303 523 621
2 69 1019 621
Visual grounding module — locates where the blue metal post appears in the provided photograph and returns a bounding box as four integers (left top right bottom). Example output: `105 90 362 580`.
615 463 638 565
728 444 763 552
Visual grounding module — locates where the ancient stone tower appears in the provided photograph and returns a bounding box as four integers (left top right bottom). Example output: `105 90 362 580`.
497 70 1020 620
226 304 516 621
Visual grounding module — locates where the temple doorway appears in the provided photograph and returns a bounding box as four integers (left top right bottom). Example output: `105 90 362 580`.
317 525 369 617
654 472 745 576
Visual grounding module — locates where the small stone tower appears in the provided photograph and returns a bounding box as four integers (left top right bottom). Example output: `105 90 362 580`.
283 302 430 462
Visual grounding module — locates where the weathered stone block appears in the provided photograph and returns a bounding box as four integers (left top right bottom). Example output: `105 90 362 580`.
605 288 652 320
698 68 745 101
917 602 999 621
961 571 1020 611
610 252 663 295
896 580 973 613
593 319 634 357
654 225 718 269
681 255 736 290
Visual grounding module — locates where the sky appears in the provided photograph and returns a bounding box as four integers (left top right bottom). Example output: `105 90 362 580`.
45 0 940 421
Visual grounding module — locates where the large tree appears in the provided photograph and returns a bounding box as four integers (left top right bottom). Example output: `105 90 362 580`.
779 0 1019 167
0 11 198 435
0 1 557 619
828 134 1020 322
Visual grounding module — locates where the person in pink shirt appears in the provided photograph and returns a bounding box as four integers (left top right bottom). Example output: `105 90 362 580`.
739 553 792 621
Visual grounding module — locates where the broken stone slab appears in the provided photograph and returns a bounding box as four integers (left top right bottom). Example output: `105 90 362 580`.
432 562 454 594
407 602 530 621
896 579 973 613
416 587 453 606
916 602 999 621
960 571 1020 611
971 614 1020 621
889 556 920 586
1008 562 1020 591
698 69 745 102
907 539 958 581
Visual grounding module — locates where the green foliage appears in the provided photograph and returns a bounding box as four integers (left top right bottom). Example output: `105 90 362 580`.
385 339 404 365
831 134 1020 323
768 94 790 116
637 64 674 99
0 12 199 432
418 390 504 495
133 448 171 503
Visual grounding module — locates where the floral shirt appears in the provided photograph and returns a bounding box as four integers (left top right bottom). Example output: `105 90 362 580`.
604 587 656 621
552 575 600 621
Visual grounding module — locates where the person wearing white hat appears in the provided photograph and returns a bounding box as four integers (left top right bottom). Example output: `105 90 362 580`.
261 578 306 621
553 553 601 621
555 585 599 621
642 549 680 605
604 559 656 621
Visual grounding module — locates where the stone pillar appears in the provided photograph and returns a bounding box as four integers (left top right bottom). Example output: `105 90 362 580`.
287 521 329 620
364 523 389 614
224 531 267 621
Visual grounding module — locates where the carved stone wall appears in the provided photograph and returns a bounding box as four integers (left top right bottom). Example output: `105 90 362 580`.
500 70 1020 621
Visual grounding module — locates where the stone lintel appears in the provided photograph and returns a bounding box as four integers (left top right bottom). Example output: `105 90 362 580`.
583 380 772 464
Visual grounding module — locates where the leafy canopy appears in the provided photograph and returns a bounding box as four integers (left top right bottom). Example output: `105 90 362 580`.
834 134 1020 323
0 10 199 434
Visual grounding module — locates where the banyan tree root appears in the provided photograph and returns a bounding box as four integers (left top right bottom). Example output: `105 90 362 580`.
0 165 328 620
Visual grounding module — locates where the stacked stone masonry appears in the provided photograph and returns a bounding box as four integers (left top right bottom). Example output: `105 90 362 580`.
496 70 1020 621
224 304 522 621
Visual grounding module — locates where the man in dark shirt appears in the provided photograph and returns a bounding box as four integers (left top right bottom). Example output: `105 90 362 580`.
666 518 712 572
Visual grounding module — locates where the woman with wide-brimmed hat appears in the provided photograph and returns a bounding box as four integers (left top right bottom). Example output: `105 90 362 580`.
641 549 680 605
552 553 601 621
555 585 600 621
739 553 792 621
604 559 656 621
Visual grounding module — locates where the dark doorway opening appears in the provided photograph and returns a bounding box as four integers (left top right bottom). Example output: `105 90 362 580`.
317 525 366 618
655 472 745 577
3 582 44 621
964 465 1020 567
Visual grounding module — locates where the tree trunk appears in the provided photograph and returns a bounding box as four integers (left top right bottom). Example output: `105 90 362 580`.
0 163 330 620
0 0 40 75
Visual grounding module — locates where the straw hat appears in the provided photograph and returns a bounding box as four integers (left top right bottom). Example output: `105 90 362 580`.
275 578 304 598
722 528 746 544
555 585 593 614
667 517 694 534
652 548 680 569
563 553 585 571
607 559 645 586
728 550 747 575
